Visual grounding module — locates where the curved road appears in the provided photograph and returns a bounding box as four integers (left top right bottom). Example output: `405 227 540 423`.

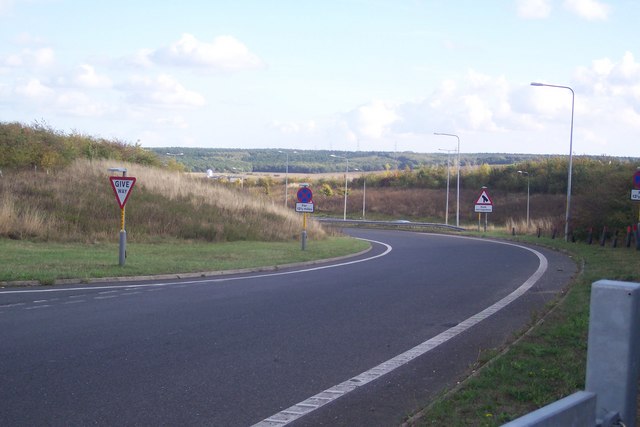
0 229 576 426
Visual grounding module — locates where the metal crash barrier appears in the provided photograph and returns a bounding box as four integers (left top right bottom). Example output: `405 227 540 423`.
504 280 640 427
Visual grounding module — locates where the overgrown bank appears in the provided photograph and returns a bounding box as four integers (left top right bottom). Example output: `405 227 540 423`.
0 159 325 243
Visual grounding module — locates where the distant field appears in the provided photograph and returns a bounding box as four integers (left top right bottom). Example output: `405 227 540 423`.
189 170 382 181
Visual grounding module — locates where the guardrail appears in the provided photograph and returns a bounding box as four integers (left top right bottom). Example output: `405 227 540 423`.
314 218 466 232
504 280 640 427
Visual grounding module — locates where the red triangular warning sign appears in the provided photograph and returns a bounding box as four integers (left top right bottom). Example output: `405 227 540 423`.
475 189 493 205
109 177 136 208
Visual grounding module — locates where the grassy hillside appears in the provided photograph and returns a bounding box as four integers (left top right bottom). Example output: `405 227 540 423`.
0 158 325 243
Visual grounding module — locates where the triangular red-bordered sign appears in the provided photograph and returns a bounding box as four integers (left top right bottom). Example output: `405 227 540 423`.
109 176 136 208
475 189 493 205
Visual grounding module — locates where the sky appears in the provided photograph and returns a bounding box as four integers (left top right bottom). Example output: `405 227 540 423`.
0 0 639 157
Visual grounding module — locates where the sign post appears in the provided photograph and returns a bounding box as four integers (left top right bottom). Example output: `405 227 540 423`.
474 188 493 232
108 168 136 266
631 170 640 249
296 185 313 250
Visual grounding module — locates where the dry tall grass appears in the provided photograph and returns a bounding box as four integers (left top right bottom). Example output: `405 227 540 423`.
312 187 568 226
0 159 325 242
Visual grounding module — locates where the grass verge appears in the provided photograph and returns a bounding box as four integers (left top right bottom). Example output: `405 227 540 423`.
410 231 640 426
0 237 369 285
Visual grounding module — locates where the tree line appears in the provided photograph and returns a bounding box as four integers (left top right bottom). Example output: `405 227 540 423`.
0 121 164 172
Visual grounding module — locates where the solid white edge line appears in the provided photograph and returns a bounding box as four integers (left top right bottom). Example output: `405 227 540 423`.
251 237 548 427
0 238 392 296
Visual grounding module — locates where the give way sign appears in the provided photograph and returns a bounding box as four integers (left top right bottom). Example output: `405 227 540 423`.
109 176 136 208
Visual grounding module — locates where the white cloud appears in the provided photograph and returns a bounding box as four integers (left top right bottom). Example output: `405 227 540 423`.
149 33 265 71
2 47 54 67
564 0 610 21
15 78 53 98
268 120 316 134
155 116 190 129
574 51 640 104
345 100 399 139
119 74 206 108
54 90 112 117
516 0 552 19
74 64 112 89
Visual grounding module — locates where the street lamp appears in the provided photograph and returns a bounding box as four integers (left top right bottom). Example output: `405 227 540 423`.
362 174 366 219
438 148 456 225
531 82 575 241
330 154 349 220
517 170 530 228
278 150 296 207
434 133 461 227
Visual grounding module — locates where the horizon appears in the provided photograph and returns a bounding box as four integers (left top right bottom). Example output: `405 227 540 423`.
1 1 639 157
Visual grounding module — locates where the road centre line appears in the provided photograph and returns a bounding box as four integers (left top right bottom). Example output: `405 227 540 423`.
0 238 392 296
252 239 549 426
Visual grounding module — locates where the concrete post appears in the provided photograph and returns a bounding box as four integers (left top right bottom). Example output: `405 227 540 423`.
585 280 640 427
119 230 126 266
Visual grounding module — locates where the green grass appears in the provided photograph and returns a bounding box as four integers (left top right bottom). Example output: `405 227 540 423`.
411 231 640 426
0 237 370 285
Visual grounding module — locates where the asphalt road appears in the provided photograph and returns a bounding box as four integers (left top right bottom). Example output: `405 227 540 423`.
0 229 576 426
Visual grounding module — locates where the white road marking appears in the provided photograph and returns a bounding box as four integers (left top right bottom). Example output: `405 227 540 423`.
252 239 548 426
0 238 392 296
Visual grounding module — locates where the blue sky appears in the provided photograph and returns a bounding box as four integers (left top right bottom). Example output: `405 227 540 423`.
1 0 639 156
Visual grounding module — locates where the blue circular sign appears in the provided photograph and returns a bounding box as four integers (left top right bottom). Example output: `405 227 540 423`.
297 187 313 203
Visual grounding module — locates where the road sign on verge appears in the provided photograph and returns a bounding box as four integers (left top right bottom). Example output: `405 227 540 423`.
631 189 640 201
109 176 136 208
633 171 640 190
297 187 313 203
475 204 493 213
296 202 314 213
475 189 493 205
474 189 493 212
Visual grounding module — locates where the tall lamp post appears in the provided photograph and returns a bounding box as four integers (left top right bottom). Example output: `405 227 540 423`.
531 82 574 242
278 150 295 207
517 170 530 228
330 154 349 220
362 175 366 219
438 148 456 225
434 133 461 227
